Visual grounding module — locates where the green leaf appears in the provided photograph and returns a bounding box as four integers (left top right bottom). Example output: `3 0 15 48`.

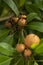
25 1 34 13
34 42 43 54
0 42 14 56
17 57 24 65
35 55 43 65
35 0 43 11
19 0 26 7
34 62 38 65
0 1 12 17
13 31 20 47
28 57 34 65
10 55 22 65
36 3 43 11
3 0 19 16
39 38 43 43
0 1 4 15
14 0 26 8
1 8 9 17
19 29 24 43
0 56 12 65
0 29 10 41
3 34 14 45
28 22 43 32
27 13 41 22
25 1 41 15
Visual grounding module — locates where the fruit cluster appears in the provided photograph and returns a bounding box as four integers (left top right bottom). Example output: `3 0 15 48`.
5 15 40 57
5 15 26 28
12 15 26 26
16 34 40 57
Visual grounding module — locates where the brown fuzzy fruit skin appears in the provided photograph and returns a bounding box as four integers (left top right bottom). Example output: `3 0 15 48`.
5 21 11 28
12 17 19 23
16 44 25 52
24 34 40 48
18 18 26 26
24 49 32 57
21 15 27 19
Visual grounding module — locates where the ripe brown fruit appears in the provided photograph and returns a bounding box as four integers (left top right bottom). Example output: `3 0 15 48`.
24 49 32 57
16 43 25 52
18 18 26 26
12 17 19 23
24 34 40 49
21 15 27 19
5 21 11 28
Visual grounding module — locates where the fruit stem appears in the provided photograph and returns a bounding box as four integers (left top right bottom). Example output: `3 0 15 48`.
24 57 28 65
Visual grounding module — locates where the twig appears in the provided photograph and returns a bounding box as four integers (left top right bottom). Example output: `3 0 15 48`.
32 60 43 62
0 13 14 22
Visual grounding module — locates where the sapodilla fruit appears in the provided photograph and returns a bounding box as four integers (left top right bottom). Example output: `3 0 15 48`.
18 18 26 26
24 49 32 57
21 15 27 19
24 34 40 49
16 44 25 52
12 17 19 23
5 21 11 28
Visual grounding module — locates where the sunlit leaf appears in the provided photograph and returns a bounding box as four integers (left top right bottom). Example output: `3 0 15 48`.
0 56 12 65
0 42 14 56
34 42 43 54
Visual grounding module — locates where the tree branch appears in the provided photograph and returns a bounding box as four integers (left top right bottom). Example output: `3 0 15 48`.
0 13 14 22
